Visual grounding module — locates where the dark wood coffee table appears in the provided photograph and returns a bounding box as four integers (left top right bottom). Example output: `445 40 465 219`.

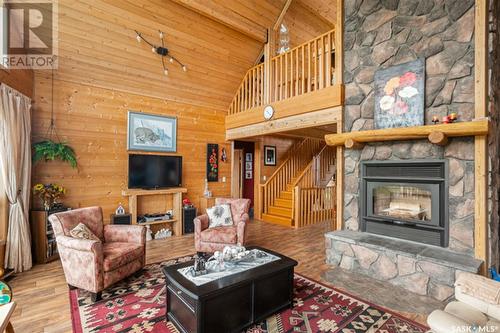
162 247 297 333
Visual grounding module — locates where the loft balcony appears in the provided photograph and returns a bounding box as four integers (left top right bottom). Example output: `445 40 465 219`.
225 29 344 140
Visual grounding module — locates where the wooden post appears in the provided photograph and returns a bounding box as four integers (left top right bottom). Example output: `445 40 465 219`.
294 186 300 228
264 36 272 104
172 192 182 236
474 0 489 275
334 0 344 231
254 139 263 220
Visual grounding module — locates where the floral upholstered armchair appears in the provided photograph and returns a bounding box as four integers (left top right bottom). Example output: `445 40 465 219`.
48 206 146 302
194 198 251 253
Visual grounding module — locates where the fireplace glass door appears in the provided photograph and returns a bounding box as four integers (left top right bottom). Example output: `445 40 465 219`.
367 182 441 227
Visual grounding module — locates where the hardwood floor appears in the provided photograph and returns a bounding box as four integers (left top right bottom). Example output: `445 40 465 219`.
9 220 433 332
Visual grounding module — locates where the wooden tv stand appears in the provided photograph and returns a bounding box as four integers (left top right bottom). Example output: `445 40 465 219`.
122 188 187 236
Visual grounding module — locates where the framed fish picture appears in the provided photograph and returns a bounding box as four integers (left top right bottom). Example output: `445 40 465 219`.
127 111 177 152
374 59 425 129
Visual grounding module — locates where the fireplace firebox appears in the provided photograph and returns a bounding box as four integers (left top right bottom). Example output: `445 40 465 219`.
360 160 448 247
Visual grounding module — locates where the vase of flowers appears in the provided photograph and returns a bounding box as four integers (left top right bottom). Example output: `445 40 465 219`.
33 183 67 211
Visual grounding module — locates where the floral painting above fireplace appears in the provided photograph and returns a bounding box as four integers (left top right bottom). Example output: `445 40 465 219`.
374 59 425 129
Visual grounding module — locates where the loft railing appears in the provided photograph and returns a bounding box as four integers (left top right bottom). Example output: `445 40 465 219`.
271 29 335 103
228 63 264 115
228 29 336 115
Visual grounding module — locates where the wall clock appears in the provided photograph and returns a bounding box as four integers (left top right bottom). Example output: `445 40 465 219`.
263 105 275 120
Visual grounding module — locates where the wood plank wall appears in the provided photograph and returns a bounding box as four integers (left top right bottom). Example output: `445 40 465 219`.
51 0 262 110
259 136 298 183
280 1 334 50
29 0 272 223
32 74 231 222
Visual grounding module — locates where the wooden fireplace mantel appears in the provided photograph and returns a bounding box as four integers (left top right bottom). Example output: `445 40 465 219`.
324 119 489 149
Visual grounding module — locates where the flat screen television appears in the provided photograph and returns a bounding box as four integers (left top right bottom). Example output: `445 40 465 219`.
128 154 182 189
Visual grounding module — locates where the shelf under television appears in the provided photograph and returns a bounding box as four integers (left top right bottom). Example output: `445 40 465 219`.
138 219 178 226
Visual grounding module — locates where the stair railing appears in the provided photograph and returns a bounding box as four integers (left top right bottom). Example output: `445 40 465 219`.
292 145 336 228
260 138 323 216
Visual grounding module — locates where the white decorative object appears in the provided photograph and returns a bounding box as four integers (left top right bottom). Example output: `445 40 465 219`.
207 204 233 228
179 249 280 286
115 203 125 215
277 23 290 55
146 225 153 241
154 228 172 240
203 178 211 197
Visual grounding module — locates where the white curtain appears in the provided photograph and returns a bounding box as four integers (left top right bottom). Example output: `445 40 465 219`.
0 84 32 272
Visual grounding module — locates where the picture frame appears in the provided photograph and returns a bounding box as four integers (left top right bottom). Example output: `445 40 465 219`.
245 161 252 170
245 170 252 179
264 145 277 166
374 58 425 129
245 153 253 162
127 111 177 152
207 144 219 182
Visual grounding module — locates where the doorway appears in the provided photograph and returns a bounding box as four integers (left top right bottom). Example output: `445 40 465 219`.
231 148 244 199
233 141 255 216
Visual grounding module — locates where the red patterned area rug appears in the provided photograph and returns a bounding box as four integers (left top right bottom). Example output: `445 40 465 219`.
69 256 429 333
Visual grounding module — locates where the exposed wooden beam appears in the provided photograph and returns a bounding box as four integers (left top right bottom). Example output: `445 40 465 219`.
324 120 489 147
273 0 293 31
474 0 489 275
226 106 341 140
226 84 344 129
170 0 267 42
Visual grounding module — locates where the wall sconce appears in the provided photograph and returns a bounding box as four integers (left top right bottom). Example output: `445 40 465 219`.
135 30 187 76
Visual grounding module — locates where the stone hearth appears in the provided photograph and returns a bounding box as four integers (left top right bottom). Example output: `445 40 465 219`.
325 230 482 301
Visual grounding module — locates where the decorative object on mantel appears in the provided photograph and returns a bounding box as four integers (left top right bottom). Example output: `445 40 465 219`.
325 119 490 149
127 111 177 152
134 29 187 76
32 183 66 211
374 58 425 129
32 61 77 169
432 116 440 124
206 144 218 182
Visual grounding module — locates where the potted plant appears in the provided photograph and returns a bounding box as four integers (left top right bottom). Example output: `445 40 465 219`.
33 183 67 211
32 140 77 168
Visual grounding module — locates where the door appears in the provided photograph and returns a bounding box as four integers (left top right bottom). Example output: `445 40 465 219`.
231 149 244 198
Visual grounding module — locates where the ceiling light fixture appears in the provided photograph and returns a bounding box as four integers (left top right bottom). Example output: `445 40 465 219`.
134 30 187 76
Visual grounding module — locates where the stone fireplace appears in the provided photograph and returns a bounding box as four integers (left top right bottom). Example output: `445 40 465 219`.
324 0 489 301
360 160 448 247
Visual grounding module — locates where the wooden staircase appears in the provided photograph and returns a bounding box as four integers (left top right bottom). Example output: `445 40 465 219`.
260 139 336 227
262 183 296 226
